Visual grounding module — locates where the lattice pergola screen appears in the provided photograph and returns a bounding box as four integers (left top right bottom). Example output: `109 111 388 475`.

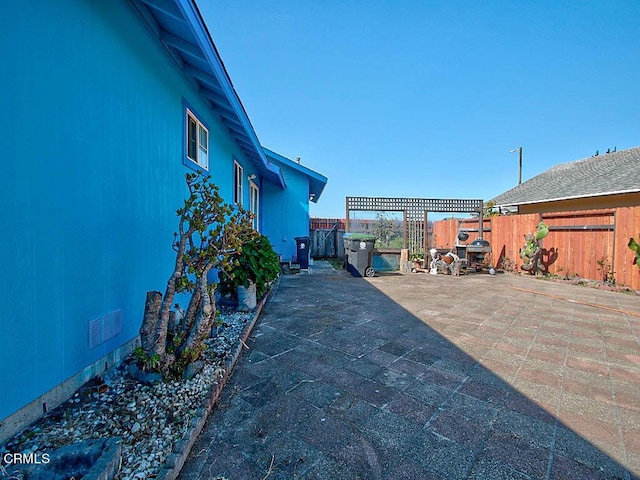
345 196 484 254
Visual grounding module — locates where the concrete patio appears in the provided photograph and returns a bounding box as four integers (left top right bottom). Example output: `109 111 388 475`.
179 262 640 479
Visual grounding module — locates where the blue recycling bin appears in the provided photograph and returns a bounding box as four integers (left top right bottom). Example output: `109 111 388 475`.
295 236 310 269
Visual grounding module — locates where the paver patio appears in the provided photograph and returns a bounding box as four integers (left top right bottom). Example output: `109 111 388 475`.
179 262 640 479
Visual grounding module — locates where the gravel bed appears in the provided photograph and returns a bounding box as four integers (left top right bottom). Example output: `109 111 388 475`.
1 308 255 480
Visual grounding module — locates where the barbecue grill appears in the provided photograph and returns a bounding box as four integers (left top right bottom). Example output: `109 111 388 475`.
454 233 491 271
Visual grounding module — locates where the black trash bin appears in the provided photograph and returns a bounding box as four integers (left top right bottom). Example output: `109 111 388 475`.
343 233 376 277
294 236 310 269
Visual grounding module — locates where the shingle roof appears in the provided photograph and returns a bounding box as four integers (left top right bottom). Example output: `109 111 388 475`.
491 146 640 207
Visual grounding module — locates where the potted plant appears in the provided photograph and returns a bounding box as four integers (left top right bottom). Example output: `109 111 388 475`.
410 252 424 270
219 233 280 310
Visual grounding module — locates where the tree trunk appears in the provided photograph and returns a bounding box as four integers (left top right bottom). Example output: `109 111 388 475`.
140 291 162 353
152 232 190 359
167 310 176 336
181 288 201 336
182 270 215 354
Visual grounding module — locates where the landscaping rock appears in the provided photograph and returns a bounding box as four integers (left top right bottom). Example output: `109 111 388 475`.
127 363 163 385
4 437 121 480
183 361 205 380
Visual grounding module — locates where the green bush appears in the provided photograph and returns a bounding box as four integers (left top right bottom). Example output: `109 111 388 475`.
219 233 280 299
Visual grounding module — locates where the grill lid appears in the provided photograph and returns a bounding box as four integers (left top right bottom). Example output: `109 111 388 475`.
470 238 490 247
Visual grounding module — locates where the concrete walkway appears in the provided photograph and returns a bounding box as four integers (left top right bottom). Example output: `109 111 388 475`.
179 262 640 479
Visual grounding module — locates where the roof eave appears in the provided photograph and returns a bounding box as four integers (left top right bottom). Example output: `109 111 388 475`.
133 0 286 189
493 188 640 208
263 148 328 202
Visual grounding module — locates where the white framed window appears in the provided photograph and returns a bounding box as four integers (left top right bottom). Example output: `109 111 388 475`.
234 161 243 205
185 107 208 171
249 181 259 231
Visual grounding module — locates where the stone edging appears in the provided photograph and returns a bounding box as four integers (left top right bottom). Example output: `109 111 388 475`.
155 278 278 480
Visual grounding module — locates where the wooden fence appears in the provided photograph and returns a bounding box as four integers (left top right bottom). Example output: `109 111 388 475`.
432 206 640 290
310 218 347 230
309 218 345 258
309 228 345 258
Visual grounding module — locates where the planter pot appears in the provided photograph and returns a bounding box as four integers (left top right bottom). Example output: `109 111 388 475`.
442 256 454 265
236 282 257 311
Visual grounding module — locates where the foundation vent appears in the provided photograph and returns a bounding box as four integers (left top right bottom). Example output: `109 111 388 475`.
88 309 122 349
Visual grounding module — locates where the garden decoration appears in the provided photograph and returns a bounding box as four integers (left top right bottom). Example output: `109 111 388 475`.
429 248 461 276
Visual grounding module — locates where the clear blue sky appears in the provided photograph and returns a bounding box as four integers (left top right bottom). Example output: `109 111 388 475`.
199 1 640 219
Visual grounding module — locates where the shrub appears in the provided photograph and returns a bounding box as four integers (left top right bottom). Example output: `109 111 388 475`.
220 233 280 299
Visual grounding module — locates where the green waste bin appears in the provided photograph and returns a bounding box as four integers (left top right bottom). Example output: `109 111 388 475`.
343 233 377 277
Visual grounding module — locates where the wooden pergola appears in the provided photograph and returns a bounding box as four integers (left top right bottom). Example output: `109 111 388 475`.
345 196 484 254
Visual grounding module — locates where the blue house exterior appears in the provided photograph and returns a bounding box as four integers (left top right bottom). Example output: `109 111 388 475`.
262 149 328 263
0 0 326 442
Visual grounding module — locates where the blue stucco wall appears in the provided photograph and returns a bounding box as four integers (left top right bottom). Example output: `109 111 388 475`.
0 0 258 421
261 162 311 262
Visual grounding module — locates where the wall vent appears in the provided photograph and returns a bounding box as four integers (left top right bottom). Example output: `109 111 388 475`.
88 309 122 349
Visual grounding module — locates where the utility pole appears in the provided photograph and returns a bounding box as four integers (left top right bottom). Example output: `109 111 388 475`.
510 146 523 184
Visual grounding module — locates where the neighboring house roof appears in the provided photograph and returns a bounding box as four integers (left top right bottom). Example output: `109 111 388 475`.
263 149 328 203
131 0 286 188
491 146 640 207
